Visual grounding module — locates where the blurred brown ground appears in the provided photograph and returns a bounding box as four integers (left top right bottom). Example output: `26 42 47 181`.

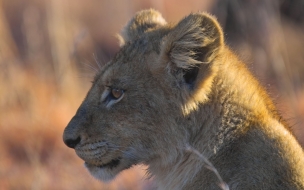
0 0 303 189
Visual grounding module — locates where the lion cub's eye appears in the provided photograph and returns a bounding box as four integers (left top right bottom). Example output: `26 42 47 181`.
111 88 124 99
101 87 124 108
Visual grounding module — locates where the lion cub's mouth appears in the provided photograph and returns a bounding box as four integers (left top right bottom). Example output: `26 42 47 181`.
86 157 121 169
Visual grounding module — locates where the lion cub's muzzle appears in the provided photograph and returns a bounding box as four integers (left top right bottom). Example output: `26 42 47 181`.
75 141 108 162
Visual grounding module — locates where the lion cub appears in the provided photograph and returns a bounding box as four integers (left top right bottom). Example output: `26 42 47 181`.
63 9 304 189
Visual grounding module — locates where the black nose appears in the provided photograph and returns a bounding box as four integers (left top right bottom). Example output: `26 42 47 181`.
64 136 81 149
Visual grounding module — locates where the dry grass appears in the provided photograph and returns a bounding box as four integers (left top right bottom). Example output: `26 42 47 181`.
185 145 229 190
0 0 303 189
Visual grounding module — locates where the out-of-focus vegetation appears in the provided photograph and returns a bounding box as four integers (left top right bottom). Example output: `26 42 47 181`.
0 0 303 189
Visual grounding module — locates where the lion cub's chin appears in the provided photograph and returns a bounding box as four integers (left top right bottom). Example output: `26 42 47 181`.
84 160 134 182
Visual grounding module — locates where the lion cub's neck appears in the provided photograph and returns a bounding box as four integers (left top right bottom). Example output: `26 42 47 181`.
185 48 275 152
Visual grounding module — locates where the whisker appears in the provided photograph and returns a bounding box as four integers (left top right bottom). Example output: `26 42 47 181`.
108 145 138 151
82 61 99 73
77 73 95 79
106 147 138 159
93 53 102 70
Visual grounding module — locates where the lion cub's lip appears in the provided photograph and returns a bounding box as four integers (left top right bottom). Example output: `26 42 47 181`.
86 158 121 169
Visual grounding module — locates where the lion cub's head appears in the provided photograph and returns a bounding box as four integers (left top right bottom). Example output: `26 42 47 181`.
63 9 224 181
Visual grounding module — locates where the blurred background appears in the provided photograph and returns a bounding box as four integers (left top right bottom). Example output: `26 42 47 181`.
0 0 303 189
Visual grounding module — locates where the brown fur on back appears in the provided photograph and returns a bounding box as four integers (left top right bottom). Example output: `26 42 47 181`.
63 9 304 189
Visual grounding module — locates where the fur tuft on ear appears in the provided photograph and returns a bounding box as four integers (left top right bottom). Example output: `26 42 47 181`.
160 12 224 69
120 9 167 44
159 13 224 115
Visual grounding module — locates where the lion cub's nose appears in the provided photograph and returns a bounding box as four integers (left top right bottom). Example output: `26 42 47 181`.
64 136 81 149
63 112 84 149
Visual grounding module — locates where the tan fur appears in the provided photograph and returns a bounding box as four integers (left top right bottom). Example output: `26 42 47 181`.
63 9 304 189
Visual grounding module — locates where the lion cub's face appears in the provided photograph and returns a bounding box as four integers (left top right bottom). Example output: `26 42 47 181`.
63 9 223 181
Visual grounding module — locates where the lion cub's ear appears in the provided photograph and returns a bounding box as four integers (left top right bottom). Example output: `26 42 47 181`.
160 13 224 87
120 9 167 45
159 13 224 114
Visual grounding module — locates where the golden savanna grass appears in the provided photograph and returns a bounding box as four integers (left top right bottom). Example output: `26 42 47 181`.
0 0 303 189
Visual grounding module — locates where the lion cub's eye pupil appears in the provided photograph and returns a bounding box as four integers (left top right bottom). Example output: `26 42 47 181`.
111 88 123 99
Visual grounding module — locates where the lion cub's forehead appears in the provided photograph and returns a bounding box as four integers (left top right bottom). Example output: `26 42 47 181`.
95 51 152 88
93 27 171 88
